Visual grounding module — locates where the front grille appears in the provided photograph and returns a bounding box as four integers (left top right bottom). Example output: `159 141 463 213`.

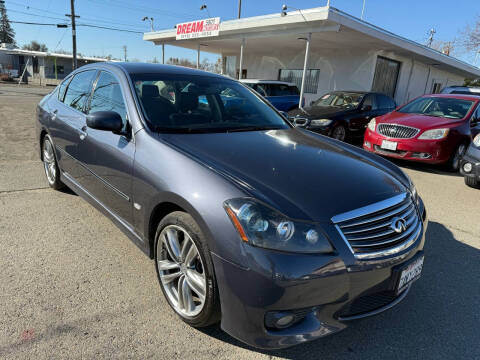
337 291 397 318
373 145 407 156
377 124 419 139
332 193 421 260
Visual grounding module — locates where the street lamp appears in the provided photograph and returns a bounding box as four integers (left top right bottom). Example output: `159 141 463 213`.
200 4 211 17
281 5 307 21
142 17 154 32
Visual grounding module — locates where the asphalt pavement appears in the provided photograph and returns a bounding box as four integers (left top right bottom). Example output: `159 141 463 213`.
0 83 478 359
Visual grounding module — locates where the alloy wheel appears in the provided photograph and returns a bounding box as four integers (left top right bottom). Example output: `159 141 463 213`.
156 225 207 317
332 126 346 141
43 138 57 185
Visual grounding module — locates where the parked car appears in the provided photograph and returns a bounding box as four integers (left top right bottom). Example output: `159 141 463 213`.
37 63 427 350
460 133 480 188
289 91 396 142
440 85 480 96
240 79 303 111
363 94 480 171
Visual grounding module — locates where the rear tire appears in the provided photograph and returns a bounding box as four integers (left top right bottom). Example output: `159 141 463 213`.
42 134 65 190
464 176 480 189
154 211 220 327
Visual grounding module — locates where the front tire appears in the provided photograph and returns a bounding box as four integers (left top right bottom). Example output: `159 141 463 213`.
154 211 220 327
447 143 467 172
42 134 64 190
331 124 347 142
464 176 480 189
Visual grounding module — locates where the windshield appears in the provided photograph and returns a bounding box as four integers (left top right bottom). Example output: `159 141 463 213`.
397 97 475 119
312 92 364 109
130 74 290 133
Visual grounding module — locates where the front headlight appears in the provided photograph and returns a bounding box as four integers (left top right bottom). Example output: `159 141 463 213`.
367 118 376 132
473 133 480 147
418 128 449 140
224 198 334 253
310 119 332 126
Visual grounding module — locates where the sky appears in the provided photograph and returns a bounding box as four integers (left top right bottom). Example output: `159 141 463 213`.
4 0 480 66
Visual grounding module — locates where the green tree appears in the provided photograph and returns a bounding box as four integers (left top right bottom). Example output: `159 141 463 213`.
22 41 48 52
0 2 15 44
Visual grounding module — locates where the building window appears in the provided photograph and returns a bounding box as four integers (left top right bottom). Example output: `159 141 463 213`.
278 69 320 94
371 56 401 98
432 82 442 94
52 65 64 75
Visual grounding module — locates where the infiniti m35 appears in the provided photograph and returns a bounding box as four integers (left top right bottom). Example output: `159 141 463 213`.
37 63 427 349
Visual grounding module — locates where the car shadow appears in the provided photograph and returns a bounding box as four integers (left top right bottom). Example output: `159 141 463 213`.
197 222 480 359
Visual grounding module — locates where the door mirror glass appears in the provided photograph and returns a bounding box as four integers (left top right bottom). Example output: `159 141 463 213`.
86 111 123 133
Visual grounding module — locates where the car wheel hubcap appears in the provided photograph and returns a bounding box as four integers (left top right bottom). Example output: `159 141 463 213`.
157 225 206 317
332 126 346 141
43 139 56 185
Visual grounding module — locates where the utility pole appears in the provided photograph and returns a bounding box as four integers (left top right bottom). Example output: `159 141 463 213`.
427 28 436 48
66 0 79 70
123 45 127 62
238 0 241 18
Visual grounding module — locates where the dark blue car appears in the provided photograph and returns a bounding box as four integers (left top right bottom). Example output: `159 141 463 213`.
240 79 303 111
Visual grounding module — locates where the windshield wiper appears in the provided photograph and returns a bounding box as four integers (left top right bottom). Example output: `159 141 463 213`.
226 126 285 133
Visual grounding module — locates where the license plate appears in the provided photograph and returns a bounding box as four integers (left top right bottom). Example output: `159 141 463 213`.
396 256 424 294
381 140 398 151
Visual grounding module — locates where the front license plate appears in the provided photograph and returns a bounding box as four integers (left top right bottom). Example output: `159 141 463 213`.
381 140 398 151
396 256 424 294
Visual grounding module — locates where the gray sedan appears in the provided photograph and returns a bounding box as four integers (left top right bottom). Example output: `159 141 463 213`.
36 62 427 349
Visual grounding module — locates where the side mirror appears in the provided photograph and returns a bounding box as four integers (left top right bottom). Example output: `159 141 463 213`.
86 111 123 133
362 104 372 112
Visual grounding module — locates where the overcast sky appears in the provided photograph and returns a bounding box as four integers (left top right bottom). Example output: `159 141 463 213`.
5 0 480 65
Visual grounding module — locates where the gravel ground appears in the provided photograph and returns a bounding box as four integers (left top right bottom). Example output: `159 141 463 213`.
0 84 478 359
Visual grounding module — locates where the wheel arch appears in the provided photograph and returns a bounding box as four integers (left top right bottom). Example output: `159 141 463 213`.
39 129 48 160
145 194 216 259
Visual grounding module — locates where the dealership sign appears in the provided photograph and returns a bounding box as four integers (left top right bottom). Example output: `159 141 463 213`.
176 17 220 40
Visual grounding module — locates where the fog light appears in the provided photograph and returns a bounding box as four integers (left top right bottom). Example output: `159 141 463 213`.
265 311 296 329
463 163 472 173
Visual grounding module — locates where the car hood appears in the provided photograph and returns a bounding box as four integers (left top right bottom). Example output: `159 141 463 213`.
288 106 354 119
378 112 463 129
161 129 409 222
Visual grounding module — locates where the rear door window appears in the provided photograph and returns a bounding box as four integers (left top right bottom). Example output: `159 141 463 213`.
362 94 378 110
63 70 96 113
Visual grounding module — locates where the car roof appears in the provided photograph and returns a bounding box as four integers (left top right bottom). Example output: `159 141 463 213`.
90 62 226 79
422 93 480 101
239 79 297 86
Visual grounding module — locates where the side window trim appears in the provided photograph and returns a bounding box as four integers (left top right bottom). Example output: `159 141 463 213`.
57 76 73 103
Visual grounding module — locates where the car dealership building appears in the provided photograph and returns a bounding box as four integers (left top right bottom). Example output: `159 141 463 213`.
144 5 480 106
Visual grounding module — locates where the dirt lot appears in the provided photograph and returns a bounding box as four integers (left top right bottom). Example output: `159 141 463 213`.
0 83 479 359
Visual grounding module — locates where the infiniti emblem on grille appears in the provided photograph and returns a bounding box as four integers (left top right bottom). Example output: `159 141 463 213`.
390 217 407 233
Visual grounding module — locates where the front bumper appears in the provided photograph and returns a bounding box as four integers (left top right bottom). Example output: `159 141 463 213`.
363 128 452 164
459 148 480 180
212 198 428 349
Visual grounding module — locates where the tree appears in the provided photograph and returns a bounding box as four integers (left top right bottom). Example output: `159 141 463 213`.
22 41 48 52
0 2 15 45
462 15 480 52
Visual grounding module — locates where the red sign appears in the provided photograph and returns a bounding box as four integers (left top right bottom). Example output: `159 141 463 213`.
176 17 220 40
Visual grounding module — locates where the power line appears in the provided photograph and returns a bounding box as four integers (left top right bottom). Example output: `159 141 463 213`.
77 23 143 34
10 20 64 26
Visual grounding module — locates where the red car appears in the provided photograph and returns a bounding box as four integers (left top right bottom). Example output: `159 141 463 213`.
363 94 480 170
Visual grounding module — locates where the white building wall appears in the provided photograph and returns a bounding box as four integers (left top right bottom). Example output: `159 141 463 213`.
229 47 466 106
